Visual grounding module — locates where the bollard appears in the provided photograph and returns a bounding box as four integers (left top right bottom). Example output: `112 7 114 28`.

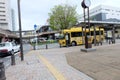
0 61 6 80
33 45 36 50
60 44 61 48
11 54 15 65
109 39 111 44
46 44 48 49
100 41 102 45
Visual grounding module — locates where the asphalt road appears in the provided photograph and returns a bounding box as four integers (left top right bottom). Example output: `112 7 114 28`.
0 43 32 68
0 43 60 68
1 39 120 69
23 43 33 53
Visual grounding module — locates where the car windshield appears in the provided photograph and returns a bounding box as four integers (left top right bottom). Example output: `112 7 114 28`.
0 43 10 47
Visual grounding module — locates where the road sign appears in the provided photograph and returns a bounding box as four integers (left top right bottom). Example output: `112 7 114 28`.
34 24 37 30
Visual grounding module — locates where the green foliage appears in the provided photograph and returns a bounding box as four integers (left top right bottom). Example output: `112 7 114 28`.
49 4 78 30
30 40 58 46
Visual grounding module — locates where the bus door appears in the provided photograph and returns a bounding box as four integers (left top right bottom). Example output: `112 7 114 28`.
65 33 70 46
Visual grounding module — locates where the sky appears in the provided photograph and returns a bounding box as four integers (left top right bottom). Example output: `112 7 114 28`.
10 0 120 31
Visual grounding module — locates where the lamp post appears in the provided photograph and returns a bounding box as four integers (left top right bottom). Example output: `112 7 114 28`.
18 0 24 61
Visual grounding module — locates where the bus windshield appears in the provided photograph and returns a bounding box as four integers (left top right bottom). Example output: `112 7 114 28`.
59 34 65 39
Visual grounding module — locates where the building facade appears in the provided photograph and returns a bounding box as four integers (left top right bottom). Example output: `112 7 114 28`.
0 0 12 30
11 9 15 31
80 5 120 22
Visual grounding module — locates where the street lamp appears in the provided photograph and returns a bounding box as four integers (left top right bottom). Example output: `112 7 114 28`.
17 0 24 61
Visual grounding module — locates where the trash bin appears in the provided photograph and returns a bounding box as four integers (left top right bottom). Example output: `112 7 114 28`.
0 61 6 80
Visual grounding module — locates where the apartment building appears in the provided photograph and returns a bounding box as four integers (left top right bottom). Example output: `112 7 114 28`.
0 0 12 30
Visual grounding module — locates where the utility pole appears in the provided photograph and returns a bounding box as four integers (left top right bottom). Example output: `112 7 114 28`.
18 0 24 61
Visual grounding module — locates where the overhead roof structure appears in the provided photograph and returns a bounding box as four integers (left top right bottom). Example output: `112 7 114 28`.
0 28 18 38
78 21 120 27
22 31 60 38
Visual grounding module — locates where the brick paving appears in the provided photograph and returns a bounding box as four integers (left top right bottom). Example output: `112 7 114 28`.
6 51 56 80
66 43 120 80
6 47 93 80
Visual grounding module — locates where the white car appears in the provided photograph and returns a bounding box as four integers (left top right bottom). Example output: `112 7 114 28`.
0 42 20 57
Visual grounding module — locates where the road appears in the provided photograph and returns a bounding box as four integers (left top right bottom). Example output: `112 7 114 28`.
0 43 32 68
1 39 120 68
23 43 33 53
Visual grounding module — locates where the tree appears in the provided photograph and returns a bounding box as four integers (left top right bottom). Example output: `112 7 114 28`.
49 4 78 30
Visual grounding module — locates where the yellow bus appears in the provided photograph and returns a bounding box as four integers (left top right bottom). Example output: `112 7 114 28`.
59 27 104 47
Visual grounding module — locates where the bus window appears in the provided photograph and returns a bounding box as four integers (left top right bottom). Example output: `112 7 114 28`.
83 32 85 36
86 32 90 36
91 31 94 36
96 31 99 35
71 32 82 37
101 31 103 35
90 31 103 35
59 34 65 39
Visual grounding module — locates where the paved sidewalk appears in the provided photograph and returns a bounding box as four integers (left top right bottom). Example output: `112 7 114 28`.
6 51 56 80
6 47 93 80
66 43 120 80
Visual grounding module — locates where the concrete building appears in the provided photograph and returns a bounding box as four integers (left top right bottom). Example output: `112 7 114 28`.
0 0 12 30
79 5 120 39
80 5 120 22
11 9 15 31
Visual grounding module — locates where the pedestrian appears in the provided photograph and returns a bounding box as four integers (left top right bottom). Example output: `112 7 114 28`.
65 33 69 47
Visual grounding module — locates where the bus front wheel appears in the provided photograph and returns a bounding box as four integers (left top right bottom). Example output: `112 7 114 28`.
71 41 77 46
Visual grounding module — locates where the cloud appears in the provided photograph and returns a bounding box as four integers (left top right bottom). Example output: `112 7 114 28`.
11 0 120 30
11 0 68 30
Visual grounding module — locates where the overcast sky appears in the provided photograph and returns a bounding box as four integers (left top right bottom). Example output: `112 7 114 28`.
10 0 120 31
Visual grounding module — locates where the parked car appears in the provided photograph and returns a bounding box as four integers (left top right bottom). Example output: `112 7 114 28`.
38 38 46 42
0 42 20 57
30 38 37 43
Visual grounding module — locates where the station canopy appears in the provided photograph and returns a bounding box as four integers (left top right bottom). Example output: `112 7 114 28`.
0 28 18 38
